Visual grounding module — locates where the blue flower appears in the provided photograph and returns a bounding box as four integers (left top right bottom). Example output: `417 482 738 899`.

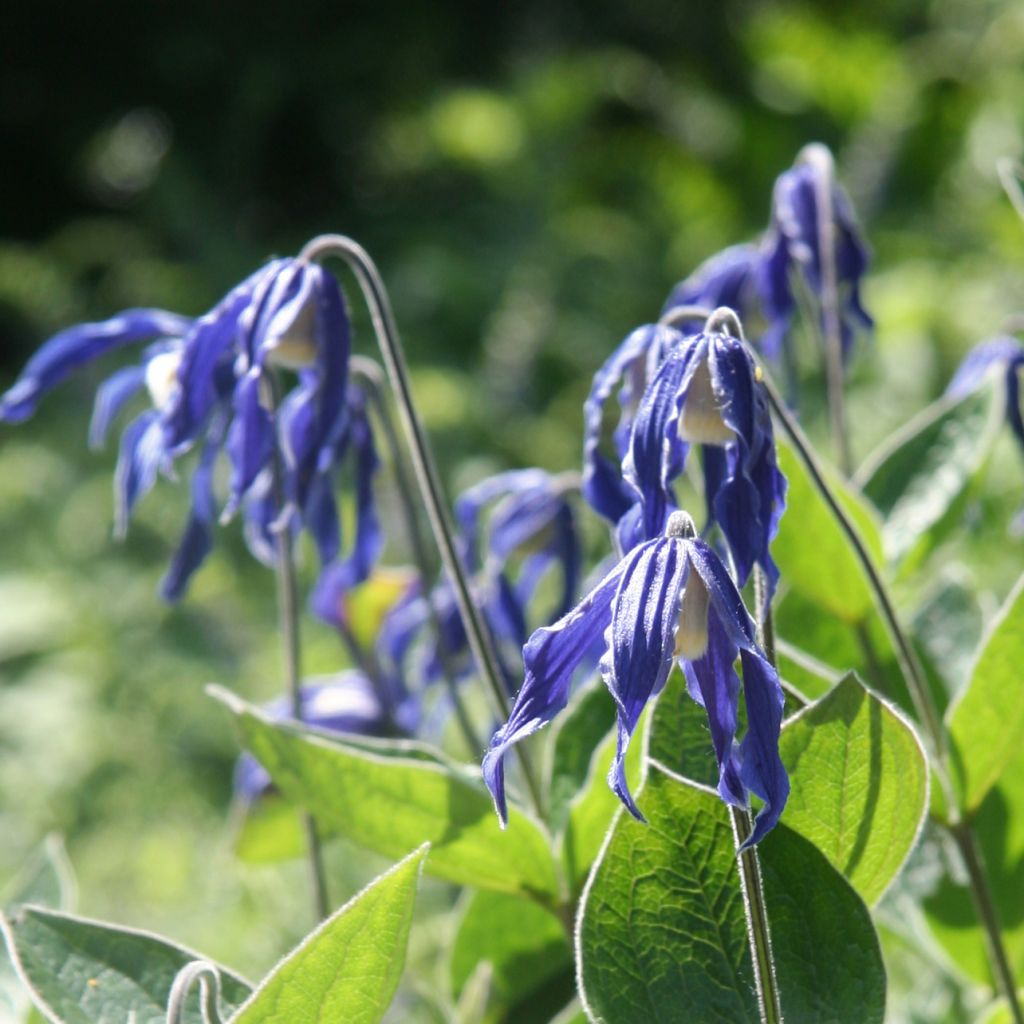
0 255 380 599
622 323 786 593
757 145 872 362
483 511 788 847
946 336 1024 448
233 671 391 803
661 244 761 331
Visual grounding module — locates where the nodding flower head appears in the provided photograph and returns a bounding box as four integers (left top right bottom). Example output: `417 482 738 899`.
0 252 380 601
661 244 761 333
622 317 786 594
947 336 1024 448
758 143 872 363
482 510 789 847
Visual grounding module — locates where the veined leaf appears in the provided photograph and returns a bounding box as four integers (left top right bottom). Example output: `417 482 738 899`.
229 844 427 1024
211 687 559 902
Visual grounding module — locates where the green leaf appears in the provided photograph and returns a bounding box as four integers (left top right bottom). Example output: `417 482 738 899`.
647 669 721 789
546 680 616 835
229 844 427 1024
858 384 999 564
449 891 572 1023
211 687 559 901
560 706 648 894
947 575 1024 813
923 737 1024 986
0 906 252 1024
772 436 884 624
577 765 885 1023
779 673 928 905
234 796 306 864
2 836 76 1024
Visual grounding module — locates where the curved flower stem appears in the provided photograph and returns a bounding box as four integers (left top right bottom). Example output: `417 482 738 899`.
798 144 852 477
350 355 483 754
265 371 330 923
758 361 1024 1021
731 806 784 1024
299 234 544 819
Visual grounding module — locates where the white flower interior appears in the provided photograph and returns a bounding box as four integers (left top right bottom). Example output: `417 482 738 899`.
677 356 735 446
145 349 183 410
674 560 710 660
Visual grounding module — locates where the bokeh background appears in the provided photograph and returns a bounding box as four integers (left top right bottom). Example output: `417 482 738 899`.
2 0 1024 1011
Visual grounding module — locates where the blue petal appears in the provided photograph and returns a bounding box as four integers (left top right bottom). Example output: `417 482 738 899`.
737 648 789 847
602 538 688 819
661 244 760 326
483 558 625 824
113 410 165 537
88 365 146 449
682 607 745 807
224 369 274 516
946 337 1024 399
1 309 190 423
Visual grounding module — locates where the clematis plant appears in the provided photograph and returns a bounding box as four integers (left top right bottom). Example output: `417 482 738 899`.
483 510 788 847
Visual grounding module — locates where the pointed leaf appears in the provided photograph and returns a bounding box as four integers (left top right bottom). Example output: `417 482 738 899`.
0 907 251 1024
229 844 427 1024
773 437 883 623
858 384 999 563
211 687 558 901
576 765 885 1023
947 575 1024 813
779 673 928 904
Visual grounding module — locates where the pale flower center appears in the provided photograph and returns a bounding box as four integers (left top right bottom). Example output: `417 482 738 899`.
145 350 183 410
267 296 318 370
674 563 710 661
677 356 735 446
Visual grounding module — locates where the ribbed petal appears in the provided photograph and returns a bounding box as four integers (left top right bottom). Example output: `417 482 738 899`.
737 647 789 846
113 410 165 537
602 538 688 819
160 415 226 601
224 369 274 515
682 607 745 807
661 244 760 326
88 365 146 449
483 559 625 824
1 309 190 423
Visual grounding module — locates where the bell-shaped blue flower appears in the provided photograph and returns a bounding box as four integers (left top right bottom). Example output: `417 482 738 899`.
622 322 786 593
947 336 1024 448
661 243 761 331
757 144 872 362
483 511 788 847
233 671 392 803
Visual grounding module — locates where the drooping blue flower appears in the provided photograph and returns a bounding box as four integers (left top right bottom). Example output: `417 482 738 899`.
757 145 873 362
582 323 685 526
233 671 391 803
946 336 1024 448
622 322 787 593
483 510 788 847
0 254 380 599
661 244 761 331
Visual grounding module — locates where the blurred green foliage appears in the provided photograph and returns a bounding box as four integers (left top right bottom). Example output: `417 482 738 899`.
2 0 1024 1018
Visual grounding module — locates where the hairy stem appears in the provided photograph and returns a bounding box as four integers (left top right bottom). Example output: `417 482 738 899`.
266 371 330 922
799 143 852 477
299 235 544 818
731 806 784 1024
350 355 483 754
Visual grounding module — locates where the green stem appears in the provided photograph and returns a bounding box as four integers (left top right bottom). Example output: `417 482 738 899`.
265 371 330 922
798 143 852 477
299 235 544 819
349 355 483 754
758 361 1023 1018
730 806 784 1024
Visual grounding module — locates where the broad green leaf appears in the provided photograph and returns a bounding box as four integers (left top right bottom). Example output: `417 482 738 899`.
561 706 648 894
647 669 721 789
947 575 1024 813
230 844 427 1024
0 906 251 1024
546 680 616 834
449 891 572 1023
2 836 75 1024
577 765 885 1024
858 384 999 564
779 673 928 904
923 738 1024 987
212 687 559 901
772 436 884 623
774 639 841 702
